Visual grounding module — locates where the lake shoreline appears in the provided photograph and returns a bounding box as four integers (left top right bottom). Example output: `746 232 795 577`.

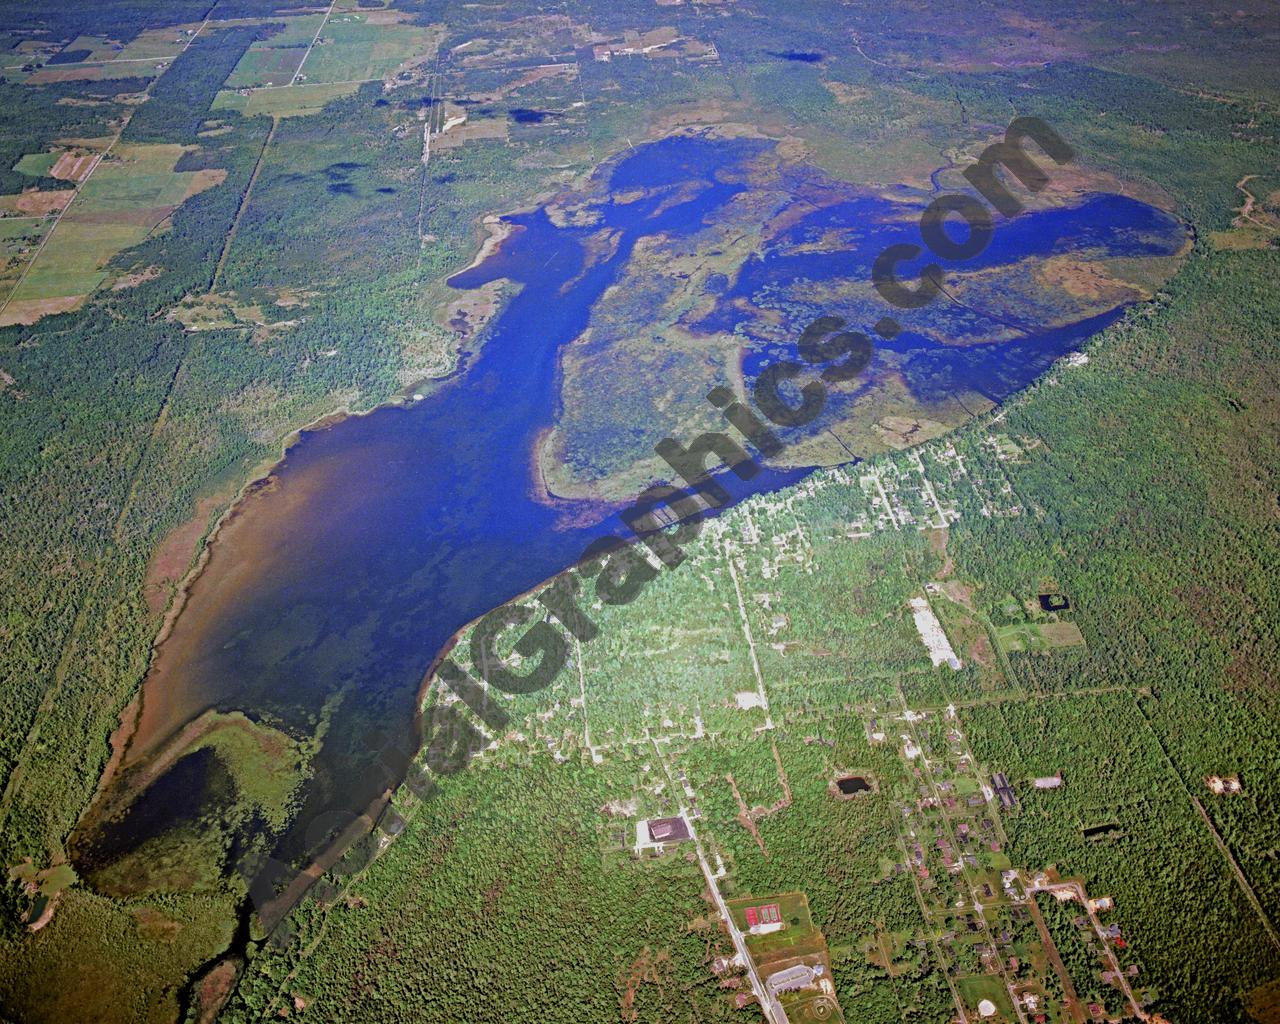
80 135 1188 920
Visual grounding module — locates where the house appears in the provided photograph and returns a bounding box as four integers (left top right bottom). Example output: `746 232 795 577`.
1033 773 1063 789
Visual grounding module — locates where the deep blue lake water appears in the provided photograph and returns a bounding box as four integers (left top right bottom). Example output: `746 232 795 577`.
95 134 1184 873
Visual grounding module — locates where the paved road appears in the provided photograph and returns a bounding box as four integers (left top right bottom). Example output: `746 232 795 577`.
648 734 786 1024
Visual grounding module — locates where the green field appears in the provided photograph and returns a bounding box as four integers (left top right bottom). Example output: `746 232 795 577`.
955 974 1015 1019
212 80 364 118
994 621 1087 654
58 27 193 64
3 143 218 318
294 14 440 84
0 218 49 304
223 45 307 89
12 152 57 177
728 891 822 955
248 13 327 50
221 14 327 89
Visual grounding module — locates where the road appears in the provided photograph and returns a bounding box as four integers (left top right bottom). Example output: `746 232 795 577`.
648 734 786 1024
894 686 1029 1024
911 449 950 527
289 0 337 86
1026 896 1086 1023
722 538 773 730
867 467 901 529
1027 879 1148 1021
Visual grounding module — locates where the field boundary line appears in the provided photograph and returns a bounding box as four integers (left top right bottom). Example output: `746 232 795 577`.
212 115 278 289
239 76 380 93
1191 794 1280 951
5 55 173 70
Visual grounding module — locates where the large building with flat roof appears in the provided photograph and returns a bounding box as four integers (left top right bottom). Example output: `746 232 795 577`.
766 963 822 995
634 814 692 856
647 816 690 843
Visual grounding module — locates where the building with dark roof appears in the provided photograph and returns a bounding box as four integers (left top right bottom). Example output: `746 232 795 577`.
992 772 1019 811
647 816 690 843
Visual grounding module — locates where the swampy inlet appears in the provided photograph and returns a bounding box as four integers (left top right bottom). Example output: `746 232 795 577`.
73 132 1184 904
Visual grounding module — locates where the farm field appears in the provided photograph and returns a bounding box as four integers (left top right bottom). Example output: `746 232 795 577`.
211 80 363 118
222 14 326 88
0 143 222 325
293 12 440 85
994 620 1087 654
0 218 49 305
53 26 197 64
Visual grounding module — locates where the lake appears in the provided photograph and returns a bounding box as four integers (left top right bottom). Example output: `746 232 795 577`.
80 133 1184 879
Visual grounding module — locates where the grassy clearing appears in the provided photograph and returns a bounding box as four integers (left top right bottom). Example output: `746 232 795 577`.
13 152 58 177
27 63 160 85
955 973 1015 1018
212 80 363 118
995 621 1087 654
